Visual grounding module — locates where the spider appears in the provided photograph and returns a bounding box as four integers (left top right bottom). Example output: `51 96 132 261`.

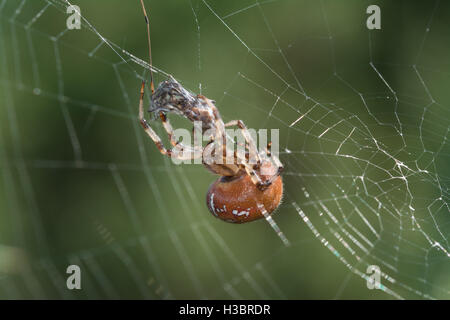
137 0 289 246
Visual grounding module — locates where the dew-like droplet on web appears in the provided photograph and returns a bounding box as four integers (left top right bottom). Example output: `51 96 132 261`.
302 187 310 198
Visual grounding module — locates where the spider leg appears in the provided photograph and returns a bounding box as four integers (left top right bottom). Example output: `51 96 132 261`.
139 82 200 160
158 112 203 156
225 143 269 191
257 141 284 189
224 120 262 166
242 161 264 186
197 95 229 161
197 96 266 185
266 141 283 168
223 119 279 190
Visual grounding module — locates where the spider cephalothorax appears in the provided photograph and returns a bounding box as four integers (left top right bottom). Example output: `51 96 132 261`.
137 0 289 246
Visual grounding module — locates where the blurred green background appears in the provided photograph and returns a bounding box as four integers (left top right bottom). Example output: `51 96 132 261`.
0 0 449 299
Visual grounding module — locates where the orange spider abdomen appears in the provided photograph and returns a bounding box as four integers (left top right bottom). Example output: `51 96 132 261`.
206 169 283 224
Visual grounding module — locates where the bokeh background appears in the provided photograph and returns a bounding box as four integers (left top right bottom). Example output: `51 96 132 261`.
0 0 449 299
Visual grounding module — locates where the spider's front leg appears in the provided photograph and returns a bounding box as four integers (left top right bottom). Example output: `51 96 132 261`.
138 81 200 161
139 82 168 154
224 119 262 167
158 112 204 156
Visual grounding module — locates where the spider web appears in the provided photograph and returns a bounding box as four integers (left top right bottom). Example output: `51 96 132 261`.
0 0 449 299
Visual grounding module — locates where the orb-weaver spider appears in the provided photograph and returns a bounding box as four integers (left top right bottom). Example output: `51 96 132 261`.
137 0 289 246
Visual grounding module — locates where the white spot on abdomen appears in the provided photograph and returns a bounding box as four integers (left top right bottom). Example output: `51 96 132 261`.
232 209 249 217
209 193 218 217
